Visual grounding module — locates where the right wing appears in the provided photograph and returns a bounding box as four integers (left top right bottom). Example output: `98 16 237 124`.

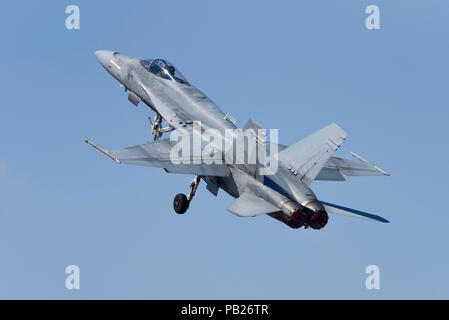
315 152 390 181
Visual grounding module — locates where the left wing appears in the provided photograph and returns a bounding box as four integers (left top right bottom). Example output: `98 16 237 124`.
84 136 230 177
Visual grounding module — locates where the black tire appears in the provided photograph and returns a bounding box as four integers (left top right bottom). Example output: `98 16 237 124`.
173 193 189 214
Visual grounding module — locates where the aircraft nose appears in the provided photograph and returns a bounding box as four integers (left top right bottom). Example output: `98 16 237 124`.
95 50 114 67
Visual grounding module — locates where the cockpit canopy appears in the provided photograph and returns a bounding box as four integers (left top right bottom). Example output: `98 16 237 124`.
140 59 189 85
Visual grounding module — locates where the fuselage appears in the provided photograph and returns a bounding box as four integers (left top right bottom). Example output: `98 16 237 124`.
95 50 328 229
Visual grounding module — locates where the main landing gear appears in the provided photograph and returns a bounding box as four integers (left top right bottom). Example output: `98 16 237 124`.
147 112 198 214
173 176 200 214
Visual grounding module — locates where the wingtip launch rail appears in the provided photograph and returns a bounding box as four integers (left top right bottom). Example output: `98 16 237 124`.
84 139 121 164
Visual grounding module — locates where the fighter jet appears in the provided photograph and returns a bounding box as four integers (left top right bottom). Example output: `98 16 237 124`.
85 50 390 230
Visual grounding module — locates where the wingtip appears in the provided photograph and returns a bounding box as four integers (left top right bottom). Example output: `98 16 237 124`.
84 138 121 164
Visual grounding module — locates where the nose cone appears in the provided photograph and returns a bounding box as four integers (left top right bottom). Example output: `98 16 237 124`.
95 50 114 68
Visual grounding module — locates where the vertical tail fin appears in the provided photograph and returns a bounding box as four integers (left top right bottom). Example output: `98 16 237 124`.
277 123 347 185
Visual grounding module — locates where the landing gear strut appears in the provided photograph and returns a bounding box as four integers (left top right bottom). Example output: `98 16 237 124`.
149 114 174 141
173 176 200 214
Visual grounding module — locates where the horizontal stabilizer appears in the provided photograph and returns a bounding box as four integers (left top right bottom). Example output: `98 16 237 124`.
348 152 390 176
227 190 279 217
315 167 346 181
316 153 390 181
319 201 389 223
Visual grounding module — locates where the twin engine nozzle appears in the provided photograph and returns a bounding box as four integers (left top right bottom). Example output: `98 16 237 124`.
276 199 328 229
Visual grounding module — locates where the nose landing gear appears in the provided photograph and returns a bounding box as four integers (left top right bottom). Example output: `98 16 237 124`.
149 114 174 141
173 176 200 214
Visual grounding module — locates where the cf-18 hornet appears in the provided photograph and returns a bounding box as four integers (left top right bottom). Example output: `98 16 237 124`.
85 51 390 230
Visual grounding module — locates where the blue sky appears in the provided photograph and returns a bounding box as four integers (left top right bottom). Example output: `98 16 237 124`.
0 0 448 299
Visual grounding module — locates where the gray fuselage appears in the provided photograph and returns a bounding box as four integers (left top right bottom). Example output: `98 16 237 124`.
95 51 328 229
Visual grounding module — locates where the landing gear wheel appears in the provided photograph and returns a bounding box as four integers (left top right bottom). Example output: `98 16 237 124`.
173 193 189 214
